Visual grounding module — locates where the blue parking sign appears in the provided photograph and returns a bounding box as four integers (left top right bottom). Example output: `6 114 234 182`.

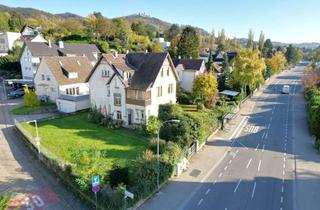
92 175 100 186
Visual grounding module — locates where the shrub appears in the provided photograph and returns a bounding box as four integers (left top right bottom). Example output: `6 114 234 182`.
23 87 40 107
88 107 104 124
161 141 182 164
158 104 184 121
146 115 160 137
148 138 167 154
0 193 11 210
109 164 130 188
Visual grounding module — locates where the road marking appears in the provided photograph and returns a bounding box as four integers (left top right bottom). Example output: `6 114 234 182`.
283 170 285 175
213 180 217 185
262 132 265 139
251 182 257 198
246 158 252 169
234 179 242 193
265 133 269 139
281 186 284 193
284 157 286 162
268 123 271 129
284 147 286 152
236 149 239 154
281 196 283 203
270 116 273 121
205 188 211 195
284 153 286 156
262 144 266 152
219 173 223 178
224 166 228 171
229 160 232 164
258 160 262 172
255 144 260 151
282 177 285 183
197 198 203 206
283 163 286 169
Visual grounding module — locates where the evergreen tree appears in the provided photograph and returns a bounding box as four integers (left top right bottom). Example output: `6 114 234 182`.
176 26 200 59
247 29 254 49
258 31 265 51
217 29 227 52
263 39 273 58
221 54 231 89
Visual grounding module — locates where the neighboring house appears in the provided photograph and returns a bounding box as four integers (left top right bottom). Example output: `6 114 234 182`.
213 51 237 66
152 37 171 50
0 32 21 56
87 52 179 126
20 40 101 80
34 56 94 113
20 25 47 43
173 58 206 92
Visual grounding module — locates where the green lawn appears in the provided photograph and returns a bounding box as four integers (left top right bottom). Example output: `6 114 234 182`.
11 103 56 115
22 112 149 167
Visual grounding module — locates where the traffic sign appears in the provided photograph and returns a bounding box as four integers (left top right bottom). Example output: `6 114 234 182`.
92 185 100 193
124 190 134 199
91 175 100 186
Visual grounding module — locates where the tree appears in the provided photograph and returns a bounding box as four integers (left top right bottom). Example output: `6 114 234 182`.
285 45 303 65
176 26 200 59
258 31 265 51
209 29 216 51
220 54 231 89
23 87 40 107
8 12 24 31
151 40 163 52
146 115 161 137
164 24 181 42
192 73 219 108
265 51 287 75
231 49 266 93
61 19 84 35
247 29 255 49
217 29 227 51
131 21 146 36
96 17 116 40
263 39 273 58
113 18 132 51
0 12 9 31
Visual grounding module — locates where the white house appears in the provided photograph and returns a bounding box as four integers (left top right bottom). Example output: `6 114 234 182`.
173 58 206 92
152 37 171 50
20 40 101 80
87 52 179 126
20 25 47 43
34 56 94 113
0 32 21 56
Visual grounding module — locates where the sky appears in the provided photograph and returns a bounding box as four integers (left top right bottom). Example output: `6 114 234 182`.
1 0 319 43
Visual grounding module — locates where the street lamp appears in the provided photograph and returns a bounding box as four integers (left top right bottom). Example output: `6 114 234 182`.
27 120 41 160
157 119 180 190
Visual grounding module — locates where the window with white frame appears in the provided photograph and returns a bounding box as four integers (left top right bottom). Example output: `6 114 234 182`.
115 78 119 88
168 83 173 94
141 110 144 120
41 74 45 80
46 75 50 81
157 86 162 97
114 95 121 106
167 67 170 76
102 69 110 77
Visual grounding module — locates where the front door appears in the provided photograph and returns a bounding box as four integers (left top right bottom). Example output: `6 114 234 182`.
128 112 132 125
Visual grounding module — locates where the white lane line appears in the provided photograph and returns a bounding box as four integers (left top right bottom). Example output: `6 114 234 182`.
262 132 265 139
251 182 257 198
284 153 287 156
283 170 285 175
205 188 211 195
265 133 269 139
213 180 217 185
281 196 283 203
224 166 228 171
284 157 286 162
255 143 260 151
268 123 271 129
262 144 266 152
270 116 273 121
236 149 239 154
197 198 203 206
229 160 232 164
283 163 286 169
282 177 285 183
246 158 252 169
219 172 223 177
234 179 242 193
258 160 262 172
281 186 284 193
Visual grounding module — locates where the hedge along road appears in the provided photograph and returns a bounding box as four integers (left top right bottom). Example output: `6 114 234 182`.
0 82 88 210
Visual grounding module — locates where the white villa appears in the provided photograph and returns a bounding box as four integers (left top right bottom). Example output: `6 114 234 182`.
87 52 179 126
173 58 206 92
34 56 94 113
0 32 21 56
20 40 100 80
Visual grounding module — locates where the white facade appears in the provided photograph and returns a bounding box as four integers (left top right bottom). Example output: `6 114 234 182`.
0 32 21 56
176 61 206 92
20 45 40 80
153 37 171 50
89 55 177 126
34 60 91 113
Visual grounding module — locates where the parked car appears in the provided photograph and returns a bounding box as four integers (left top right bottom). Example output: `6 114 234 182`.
282 85 290 94
7 88 25 98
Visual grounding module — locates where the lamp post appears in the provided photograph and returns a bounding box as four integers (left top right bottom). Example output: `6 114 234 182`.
27 120 40 160
157 119 180 190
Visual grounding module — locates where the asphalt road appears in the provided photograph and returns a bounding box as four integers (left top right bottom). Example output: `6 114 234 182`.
0 82 88 210
179 65 308 210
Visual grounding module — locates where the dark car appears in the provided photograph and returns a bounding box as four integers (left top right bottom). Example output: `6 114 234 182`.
7 88 25 98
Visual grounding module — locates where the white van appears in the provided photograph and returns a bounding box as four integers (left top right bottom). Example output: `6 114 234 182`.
282 85 290 94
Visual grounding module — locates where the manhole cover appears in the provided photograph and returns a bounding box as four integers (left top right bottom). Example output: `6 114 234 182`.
189 169 201 177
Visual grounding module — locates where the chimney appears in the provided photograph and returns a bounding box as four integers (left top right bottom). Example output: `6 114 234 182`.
58 41 64 48
113 51 118 58
48 40 52 48
126 50 129 54
178 55 181 59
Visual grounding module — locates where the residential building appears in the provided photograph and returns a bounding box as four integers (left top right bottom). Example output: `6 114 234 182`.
173 58 206 92
34 56 94 113
87 52 179 126
20 25 47 43
0 32 21 56
20 40 101 80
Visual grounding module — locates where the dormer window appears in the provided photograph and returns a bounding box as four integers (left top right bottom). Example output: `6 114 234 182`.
167 67 170 76
68 72 78 79
102 69 110 77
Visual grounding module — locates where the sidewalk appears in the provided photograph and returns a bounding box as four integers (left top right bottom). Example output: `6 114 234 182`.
139 76 277 210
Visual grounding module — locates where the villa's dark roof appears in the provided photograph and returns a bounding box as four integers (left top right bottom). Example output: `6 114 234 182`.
173 59 204 71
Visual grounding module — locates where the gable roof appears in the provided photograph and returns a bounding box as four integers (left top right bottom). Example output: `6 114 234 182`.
172 59 204 71
41 56 94 85
87 52 179 90
23 41 101 62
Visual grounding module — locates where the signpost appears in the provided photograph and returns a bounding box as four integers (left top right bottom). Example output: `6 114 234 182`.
122 187 134 209
92 175 100 210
